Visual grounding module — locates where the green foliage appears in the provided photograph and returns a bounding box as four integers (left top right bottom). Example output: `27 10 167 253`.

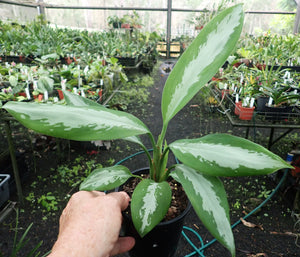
270 14 296 34
37 193 58 212
109 74 154 109
0 19 160 60
55 156 103 187
0 209 45 257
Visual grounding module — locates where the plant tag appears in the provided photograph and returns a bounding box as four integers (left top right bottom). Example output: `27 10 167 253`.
73 87 78 94
33 80 38 90
268 97 273 107
25 87 31 100
224 83 228 90
84 65 89 75
44 91 48 101
100 79 103 86
244 96 250 107
235 94 239 103
81 89 85 97
61 79 66 90
240 74 244 84
53 97 58 103
250 97 255 108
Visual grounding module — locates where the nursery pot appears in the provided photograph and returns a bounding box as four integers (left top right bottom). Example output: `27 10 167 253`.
57 89 64 100
239 105 255 120
256 97 269 113
264 105 293 121
234 101 242 115
117 167 191 257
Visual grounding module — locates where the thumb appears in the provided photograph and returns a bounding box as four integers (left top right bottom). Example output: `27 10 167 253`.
110 237 135 256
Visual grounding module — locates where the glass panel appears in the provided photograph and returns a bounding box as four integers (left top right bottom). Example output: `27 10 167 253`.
0 4 36 23
45 9 166 32
43 0 167 8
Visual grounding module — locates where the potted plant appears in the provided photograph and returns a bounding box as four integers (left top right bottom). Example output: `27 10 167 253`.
129 10 143 29
263 84 300 120
2 5 292 257
107 15 122 29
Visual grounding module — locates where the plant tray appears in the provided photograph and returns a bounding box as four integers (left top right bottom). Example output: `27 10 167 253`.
0 174 10 207
0 55 34 64
267 65 300 72
116 56 141 67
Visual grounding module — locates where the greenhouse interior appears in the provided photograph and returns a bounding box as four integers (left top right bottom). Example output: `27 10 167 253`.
0 0 300 256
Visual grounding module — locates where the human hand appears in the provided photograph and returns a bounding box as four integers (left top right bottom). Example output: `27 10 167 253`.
49 191 135 257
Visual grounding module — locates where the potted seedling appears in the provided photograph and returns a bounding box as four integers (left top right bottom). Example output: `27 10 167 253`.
2 5 293 257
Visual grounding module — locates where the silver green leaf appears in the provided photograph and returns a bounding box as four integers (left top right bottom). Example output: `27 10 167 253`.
3 101 150 141
171 164 235 256
79 165 133 191
161 5 244 126
9 75 18 88
38 76 54 93
131 179 171 237
170 134 293 177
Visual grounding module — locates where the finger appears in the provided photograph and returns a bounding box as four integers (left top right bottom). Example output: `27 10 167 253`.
110 237 135 256
108 192 131 211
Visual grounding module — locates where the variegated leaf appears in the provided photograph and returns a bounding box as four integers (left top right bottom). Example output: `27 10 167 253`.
3 101 150 141
131 179 171 237
80 165 133 191
170 134 293 177
161 5 244 126
171 164 235 256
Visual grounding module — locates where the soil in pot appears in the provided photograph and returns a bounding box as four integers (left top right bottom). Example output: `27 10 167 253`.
118 168 191 257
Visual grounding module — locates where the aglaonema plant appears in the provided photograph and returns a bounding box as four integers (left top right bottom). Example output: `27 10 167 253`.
2 5 292 256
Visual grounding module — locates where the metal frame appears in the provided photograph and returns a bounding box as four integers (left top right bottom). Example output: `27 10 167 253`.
211 88 300 150
0 0 299 58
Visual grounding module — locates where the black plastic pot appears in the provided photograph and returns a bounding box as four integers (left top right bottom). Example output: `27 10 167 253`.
117 167 191 257
256 97 269 113
264 105 294 121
